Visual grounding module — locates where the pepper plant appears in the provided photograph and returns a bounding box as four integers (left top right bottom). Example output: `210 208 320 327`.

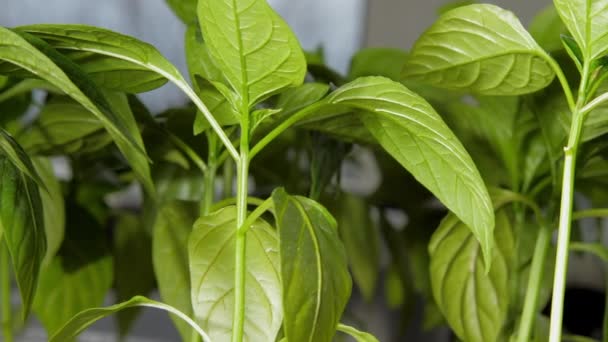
1 0 608 341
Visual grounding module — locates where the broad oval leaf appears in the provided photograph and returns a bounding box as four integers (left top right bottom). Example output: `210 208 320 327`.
188 205 282 342
553 0 608 60
152 201 199 341
326 76 494 263
197 0 307 107
429 208 515 342
0 157 46 319
49 296 211 342
33 204 112 336
402 4 555 95
272 188 352 342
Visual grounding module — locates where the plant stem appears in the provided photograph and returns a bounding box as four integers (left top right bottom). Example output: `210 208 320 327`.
232 121 250 342
517 223 551 342
548 109 586 342
1 243 13 342
223 159 234 199
201 163 216 216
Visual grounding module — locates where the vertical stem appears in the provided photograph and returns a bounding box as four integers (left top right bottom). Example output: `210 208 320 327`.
548 111 585 342
232 117 250 342
223 159 234 199
1 243 13 342
201 163 216 216
517 223 551 342
603 269 608 342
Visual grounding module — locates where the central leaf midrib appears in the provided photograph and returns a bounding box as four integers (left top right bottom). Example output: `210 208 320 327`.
231 0 249 105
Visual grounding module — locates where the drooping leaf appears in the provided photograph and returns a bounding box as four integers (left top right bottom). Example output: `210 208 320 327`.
348 48 408 81
188 206 282 342
529 5 567 53
32 157 65 265
570 242 608 262
402 4 555 95
113 213 155 336
429 208 515 342
0 128 46 189
336 323 380 342
33 203 112 336
0 157 46 319
18 99 111 155
272 188 351 342
152 201 199 341
553 0 608 60
333 193 379 301
197 0 307 107
0 28 148 165
49 296 210 342
326 76 494 263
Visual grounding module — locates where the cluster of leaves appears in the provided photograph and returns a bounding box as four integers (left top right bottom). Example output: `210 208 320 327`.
2 0 608 342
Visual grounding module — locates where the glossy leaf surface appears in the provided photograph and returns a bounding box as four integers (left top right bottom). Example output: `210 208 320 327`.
272 188 351 342
403 4 554 95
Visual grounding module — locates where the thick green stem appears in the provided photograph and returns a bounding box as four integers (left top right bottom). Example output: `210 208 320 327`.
201 163 216 216
517 223 551 342
1 243 13 342
548 110 585 342
232 115 250 342
223 159 234 199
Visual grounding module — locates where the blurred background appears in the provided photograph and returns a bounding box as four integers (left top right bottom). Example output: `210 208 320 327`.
1 1 573 341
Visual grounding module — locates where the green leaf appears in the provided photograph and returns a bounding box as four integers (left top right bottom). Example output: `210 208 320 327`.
152 201 199 341
188 206 282 342
49 296 210 342
0 28 148 165
336 323 380 342
166 0 198 24
561 35 584 71
529 5 567 53
32 157 64 265
553 0 608 60
272 188 351 342
348 48 408 81
326 76 494 263
197 0 307 107
33 203 112 336
429 208 515 342
18 99 111 155
402 4 554 95
0 157 46 319
0 129 46 189
334 193 379 301
275 83 330 117
570 242 608 262
113 213 155 336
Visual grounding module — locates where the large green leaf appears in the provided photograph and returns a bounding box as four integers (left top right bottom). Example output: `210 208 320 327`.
33 204 112 336
197 0 307 107
326 76 494 263
272 188 351 342
402 4 554 95
334 193 379 301
113 213 155 336
553 0 608 60
0 157 46 319
429 208 515 342
0 27 147 166
32 157 65 265
152 201 199 341
49 296 211 342
0 129 46 189
188 206 282 342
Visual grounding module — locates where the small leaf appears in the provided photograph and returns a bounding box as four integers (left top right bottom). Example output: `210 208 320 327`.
33 203 112 336
326 76 494 263
348 48 408 81
0 157 46 319
336 323 380 342
188 206 282 342
429 208 515 342
403 4 554 95
553 0 608 60
272 188 351 342
334 193 379 301
113 213 155 336
165 0 198 24
32 157 65 265
49 296 210 342
152 201 199 341
561 35 584 71
197 0 307 107
275 83 330 116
